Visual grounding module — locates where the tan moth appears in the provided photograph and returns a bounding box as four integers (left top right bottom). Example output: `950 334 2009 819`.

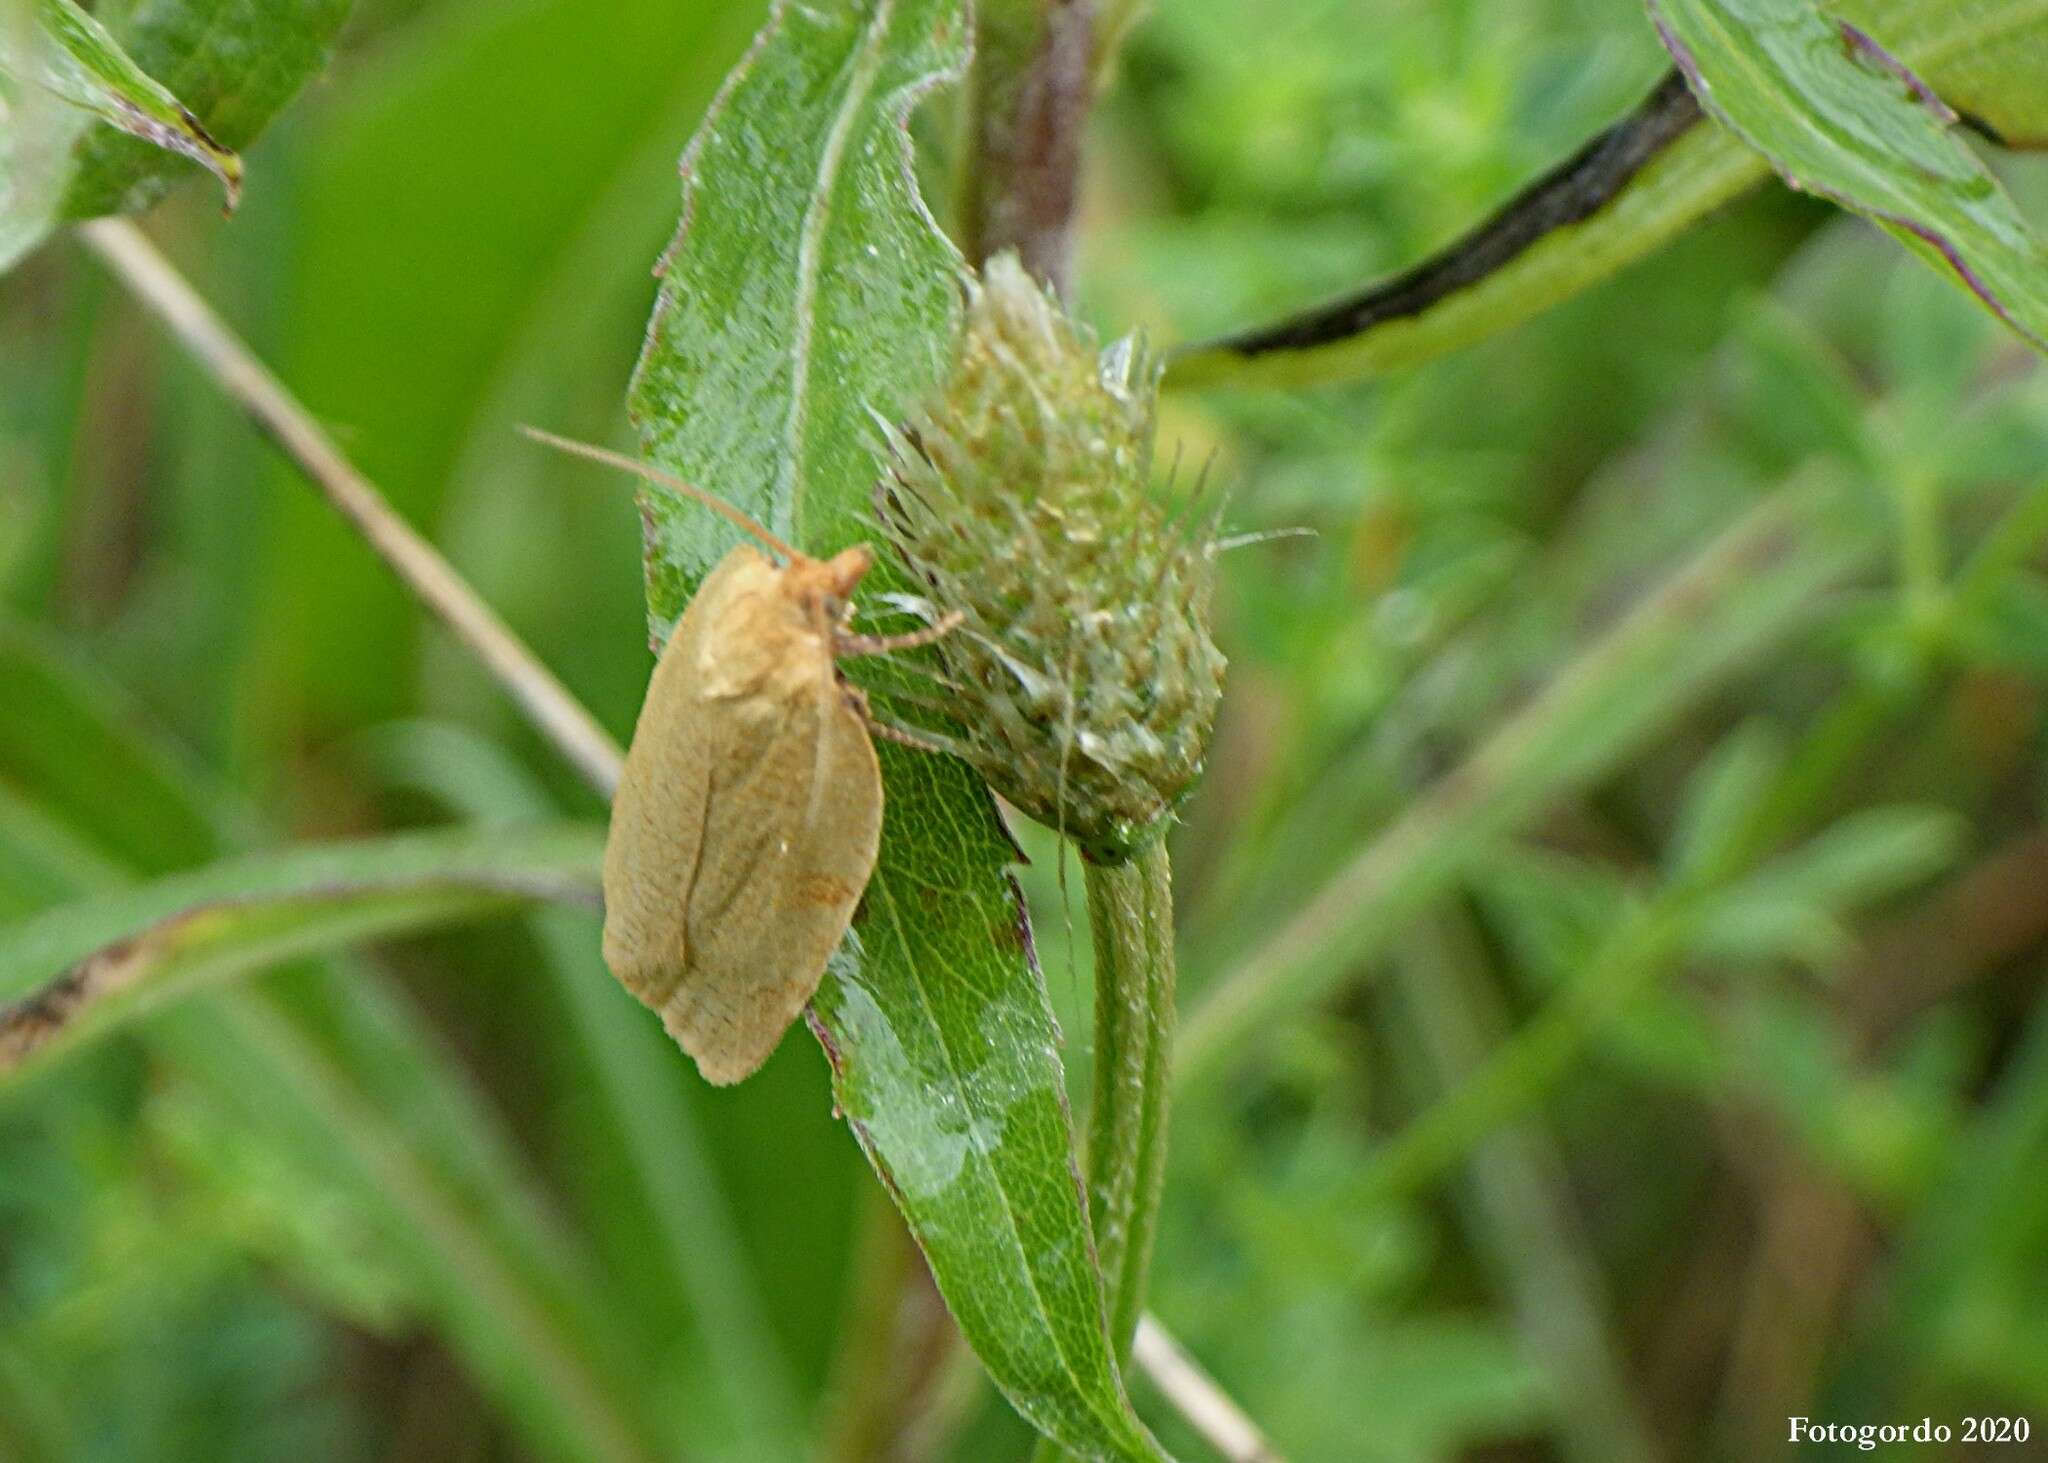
525 429 954 1085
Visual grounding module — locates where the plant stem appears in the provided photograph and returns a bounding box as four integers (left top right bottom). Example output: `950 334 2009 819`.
1130 1316 1284 1463
961 0 1098 292
75 217 628 802
1084 840 1177 1357
1034 840 1177 1463
961 12 1193 1456
1388 916 1660 1463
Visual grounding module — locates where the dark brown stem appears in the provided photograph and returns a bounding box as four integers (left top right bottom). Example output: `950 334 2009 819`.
962 0 1099 294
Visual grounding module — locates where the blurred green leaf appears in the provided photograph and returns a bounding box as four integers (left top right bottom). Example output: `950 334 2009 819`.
1722 301 1875 473
1692 806 1961 969
1667 719 1786 886
1953 573 2048 674
1651 0 2048 353
1470 847 1632 992
0 0 239 205
0 627 659 1463
0 823 603 1080
0 0 348 271
1730 804 1961 921
625 2 1163 1456
147 1078 417 1336
58 0 352 219
1690 888 1854 968
1864 0 2048 148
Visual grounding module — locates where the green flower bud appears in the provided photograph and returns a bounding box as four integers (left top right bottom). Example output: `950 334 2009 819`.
879 254 1226 862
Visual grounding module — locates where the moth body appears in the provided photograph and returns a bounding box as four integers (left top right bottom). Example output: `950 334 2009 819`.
521 427 953 1087
602 541 885 1085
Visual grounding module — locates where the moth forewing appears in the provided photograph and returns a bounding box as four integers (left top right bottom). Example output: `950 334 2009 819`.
601 542 887 1086
598 548 743 1009
527 428 931 1086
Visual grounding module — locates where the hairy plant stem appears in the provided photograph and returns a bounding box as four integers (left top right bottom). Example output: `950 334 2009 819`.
1084 840 1177 1357
960 8 1188 1456
1034 840 1177 1463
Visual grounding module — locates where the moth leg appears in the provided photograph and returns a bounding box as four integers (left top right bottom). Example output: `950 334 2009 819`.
840 682 961 758
865 716 960 756
873 685 963 717
834 610 963 660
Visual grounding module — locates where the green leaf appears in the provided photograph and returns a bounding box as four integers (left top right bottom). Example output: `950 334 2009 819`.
0 823 604 1079
0 0 350 271
1 0 239 205
1667 720 1785 886
1953 572 2048 674
1167 0 2048 388
1165 73 1765 389
59 0 352 219
625 2 1166 1456
1858 0 2048 148
1725 804 1962 918
1650 0 2048 353
1689 805 1960 970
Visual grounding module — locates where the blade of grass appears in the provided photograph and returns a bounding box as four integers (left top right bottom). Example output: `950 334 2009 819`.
0 824 603 1078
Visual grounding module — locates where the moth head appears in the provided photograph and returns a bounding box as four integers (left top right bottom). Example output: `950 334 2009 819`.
790 543 874 623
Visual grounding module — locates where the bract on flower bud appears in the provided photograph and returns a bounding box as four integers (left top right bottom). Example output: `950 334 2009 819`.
879 254 1225 861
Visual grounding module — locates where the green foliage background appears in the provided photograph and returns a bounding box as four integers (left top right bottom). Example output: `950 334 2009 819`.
4 0 2048 1458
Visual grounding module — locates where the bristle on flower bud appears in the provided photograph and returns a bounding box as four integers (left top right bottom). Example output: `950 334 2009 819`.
877 254 1226 862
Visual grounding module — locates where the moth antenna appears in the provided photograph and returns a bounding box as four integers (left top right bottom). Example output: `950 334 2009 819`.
861 656 964 694
521 426 804 564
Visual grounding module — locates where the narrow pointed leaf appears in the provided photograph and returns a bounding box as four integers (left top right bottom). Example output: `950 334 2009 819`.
2 0 239 204
0 0 350 271
58 0 352 218
0 824 604 1079
625 2 1166 1456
